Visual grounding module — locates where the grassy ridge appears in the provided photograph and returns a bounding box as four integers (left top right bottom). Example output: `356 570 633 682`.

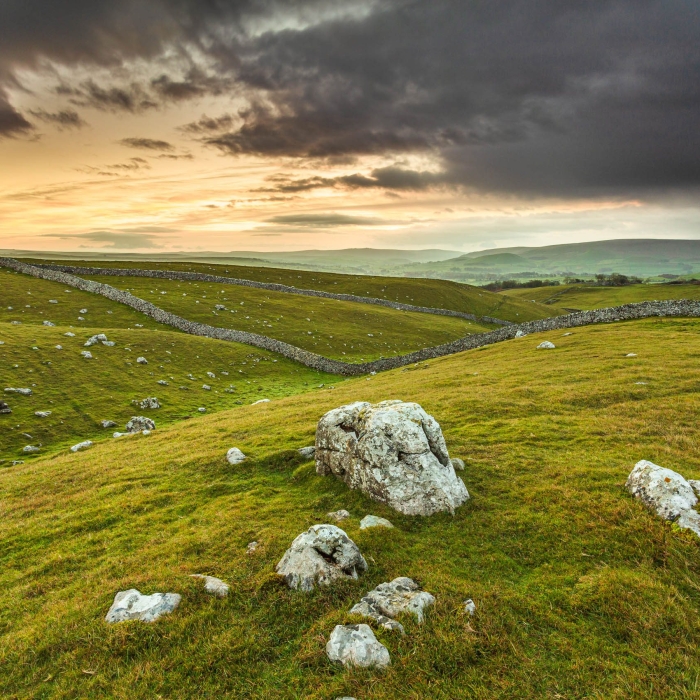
81 274 493 362
1 317 699 698
27 258 559 323
502 282 700 310
0 322 336 463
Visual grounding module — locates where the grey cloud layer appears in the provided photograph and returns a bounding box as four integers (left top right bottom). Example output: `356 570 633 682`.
1 1 699 198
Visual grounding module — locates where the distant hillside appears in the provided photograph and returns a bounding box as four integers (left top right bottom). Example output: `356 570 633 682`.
401 239 700 281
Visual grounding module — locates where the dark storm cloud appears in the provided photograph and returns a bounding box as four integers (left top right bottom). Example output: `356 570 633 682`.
28 108 87 129
266 213 390 228
0 92 34 137
120 137 175 151
1 1 700 196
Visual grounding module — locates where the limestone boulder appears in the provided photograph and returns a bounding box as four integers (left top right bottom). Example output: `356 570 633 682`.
626 459 697 522
315 400 468 516
125 416 156 433
226 447 246 465
105 589 181 623
537 341 555 349
276 524 367 591
326 624 390 669
71 440 93 453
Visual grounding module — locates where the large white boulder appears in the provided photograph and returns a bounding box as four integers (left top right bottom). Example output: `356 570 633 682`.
275 524 367 591
315 401 469 516
226 447 246 465
626 460 700 537
105 589 181 623
326 624 390 669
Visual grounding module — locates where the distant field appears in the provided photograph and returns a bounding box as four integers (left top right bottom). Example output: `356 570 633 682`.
502 282 700 310
1 316 699 698
80 274 493 362
26 258 559 323
0 322 335 463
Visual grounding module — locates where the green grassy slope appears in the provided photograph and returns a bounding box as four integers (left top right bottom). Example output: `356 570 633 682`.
27 258 559 323
1 317 699 698
81 274 494 362
0 322 336 463
502 282 700 310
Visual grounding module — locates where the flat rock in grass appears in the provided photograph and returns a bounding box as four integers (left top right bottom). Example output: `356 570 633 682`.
327 509 350 522
71 440 93 453
42 321 55 326
84 333 107 347
326 624 390 669
125 416 156 433
252 398 270 405
626 460 700 537
298 446 316 460
350 577 435 633
105 589 181 623
360 515 393 530
0 401 11 414
246 541 259 554
80 350 93 359
64 332 75 337
190 574 229 598
537 341 555 349
5 388 32 396
35 411 51 418
198 407 206 413
315 401 468 516
101 420 117 428
451 458 465 471
226 447 246 465
276 524 367 592
157 380 168 386
136 356 148 365
23 445 40 453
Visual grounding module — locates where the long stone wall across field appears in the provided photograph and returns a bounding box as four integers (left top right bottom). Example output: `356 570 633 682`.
2 257 700 377
32 262 512 326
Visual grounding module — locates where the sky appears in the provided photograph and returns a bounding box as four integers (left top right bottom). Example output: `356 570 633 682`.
1 0 699 254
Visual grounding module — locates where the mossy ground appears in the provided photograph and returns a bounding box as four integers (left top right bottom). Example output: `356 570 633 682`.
81 274 495 361
27 258 558 323
502 281 700 310
1 317 699 698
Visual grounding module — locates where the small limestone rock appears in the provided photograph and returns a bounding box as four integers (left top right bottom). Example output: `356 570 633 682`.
0 401 11 415
326 624 390 669
563 332 573 336
327 509 350 522
537 341 555 349
246 541 259 554
252 398 270 405
49 299 58 304
125 416 155 433
5 388 32 396
55 345 62 350
464 598 476 615
157 380 168 386
64 332 75 337
625 353 638 357
34 411 51 417
113 432 128 438
71 440 93 453
23 445 40 454
102 340 115 347
42 321 55 326
81 350 93 359
80 308 88 314
105 589 181 623
202 384 211 391
101 420 117 428
515 329 527 338
85 333 107 347
206 371 216 378
11 460 24 465
360 515 394 530
136 356 148 365
298 446 316 460
226 447 246 465
190 574 229 598
451 458 465 471
276 524 367 591
350 577 435 632
138 397 160 410
198 407 206 413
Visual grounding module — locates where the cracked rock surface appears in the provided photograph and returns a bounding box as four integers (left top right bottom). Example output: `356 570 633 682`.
350 577 435 633
315 400 469 516
326 624 390 669
105 589 181 623
626 459 700 537
276 524 367 591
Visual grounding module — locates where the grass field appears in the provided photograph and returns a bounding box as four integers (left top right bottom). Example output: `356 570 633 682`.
25 258 559 323
1 316 699 698
502 282 700 310
0 322 336 463
80 274 495 362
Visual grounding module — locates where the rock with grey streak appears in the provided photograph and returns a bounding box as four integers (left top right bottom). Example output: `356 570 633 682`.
316 401 468 516
276 524 367 591
105 589 181 623
626 460 700 537
190 574 229 598
326 624 390 669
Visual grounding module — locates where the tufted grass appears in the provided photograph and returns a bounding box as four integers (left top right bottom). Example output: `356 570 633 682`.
1 316 699 698
24 257 559 323
79 273 497 362
502 281 700 310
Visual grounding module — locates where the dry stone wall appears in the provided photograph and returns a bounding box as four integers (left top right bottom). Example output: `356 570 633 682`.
2 257 699 377
32 262 511 326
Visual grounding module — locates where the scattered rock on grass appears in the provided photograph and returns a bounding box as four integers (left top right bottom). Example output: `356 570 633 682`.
23 445 40 453
537 341 555 349
64 332 75 337
464 599 476 615
360 515 393 530
246 541 259 555
136 356 148 365
137 397 160 409
626 460 700 537
298 446 316 460
34 411 51 417
625 353 638 357
326 624 390 669
105 589 181 623
0 401 11 414
350 577 435 633
42 321 55 326
451 458 465 471
226 447 246 465
190 574 229 598
198 407 206 413
5 388 32 396
157 380 168 386
101 420 117 428
125 416 155 433
276 524 367 591
80 350 93 359
327 509 350 522
85 333 107 347
71 440 93 453
252 398 270 405
315 401 469 516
